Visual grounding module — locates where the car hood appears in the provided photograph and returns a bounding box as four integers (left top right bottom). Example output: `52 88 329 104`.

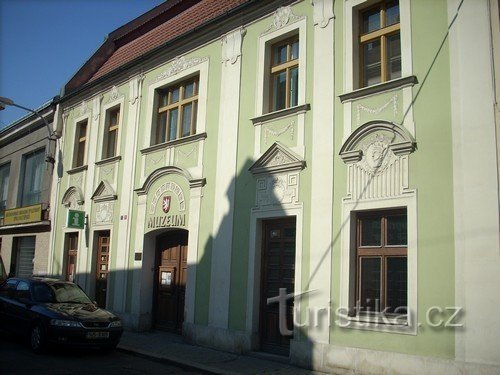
43 303 118 322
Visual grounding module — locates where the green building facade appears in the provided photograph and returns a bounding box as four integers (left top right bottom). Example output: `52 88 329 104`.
49 0 500 373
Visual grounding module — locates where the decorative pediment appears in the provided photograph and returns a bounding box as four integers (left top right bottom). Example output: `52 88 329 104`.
61 186 84 208
250 142 305 175
340 121 417 200
340 121 416 165
91 180 117 202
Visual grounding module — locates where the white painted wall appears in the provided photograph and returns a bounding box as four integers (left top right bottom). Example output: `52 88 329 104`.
448 0 500 366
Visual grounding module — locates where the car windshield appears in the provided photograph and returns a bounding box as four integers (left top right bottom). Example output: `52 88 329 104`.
45 283 92 304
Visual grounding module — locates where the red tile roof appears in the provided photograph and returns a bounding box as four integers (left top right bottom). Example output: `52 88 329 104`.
88 0 248 83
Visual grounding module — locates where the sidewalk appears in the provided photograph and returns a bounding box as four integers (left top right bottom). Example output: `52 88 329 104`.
117 330 328 375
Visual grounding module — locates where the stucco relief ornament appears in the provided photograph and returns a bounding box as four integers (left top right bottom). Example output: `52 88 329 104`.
79 101 89 116
262 6 304 35
268 150 288 166
109 86 121 102
359 134 396 175
264 121 295 146
271 177 286 203
356 94 398 126
96 202 113 223
155 56 209 82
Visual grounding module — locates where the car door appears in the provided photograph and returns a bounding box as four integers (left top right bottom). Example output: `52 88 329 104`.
10 280 34 335
0 279 18 330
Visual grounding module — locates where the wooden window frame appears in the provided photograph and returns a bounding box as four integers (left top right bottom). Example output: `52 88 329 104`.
269 36 299 112
103 107 120 159
73 120 88 168
359 0 400 87
156 76 199 145
355 209 407 316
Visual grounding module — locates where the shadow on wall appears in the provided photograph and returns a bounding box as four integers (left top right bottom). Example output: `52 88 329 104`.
42 155 315 367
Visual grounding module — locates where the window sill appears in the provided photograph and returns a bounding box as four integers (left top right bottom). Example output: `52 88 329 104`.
67 165 88 175
251 104 311 125
339 76 418 103
339 313 415 335
95 155 122 166
140 132 207 155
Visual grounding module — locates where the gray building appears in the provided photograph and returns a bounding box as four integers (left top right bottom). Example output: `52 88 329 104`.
0 99 59 277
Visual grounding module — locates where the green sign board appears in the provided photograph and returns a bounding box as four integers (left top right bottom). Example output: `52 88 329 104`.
67 210 85 229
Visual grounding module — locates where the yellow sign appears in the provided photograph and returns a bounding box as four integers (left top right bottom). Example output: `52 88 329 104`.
3 204 42 225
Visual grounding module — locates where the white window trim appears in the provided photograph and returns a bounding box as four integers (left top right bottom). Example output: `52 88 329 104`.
339 193 417 335
255 17 307 117
71 113 91 168
246 204 304 339
72 115 90 169
144 59 209 149
99 97 125 161
344 0 412 93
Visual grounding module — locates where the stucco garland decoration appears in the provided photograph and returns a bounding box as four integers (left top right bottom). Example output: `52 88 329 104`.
150 181 186 214
261 6 305 35
150 154 165 166
264 121 295 145
102 167 114 176
176 146 196 159
155 56 209 82
358 134 397 176
356 94 398 126
72 174 83 186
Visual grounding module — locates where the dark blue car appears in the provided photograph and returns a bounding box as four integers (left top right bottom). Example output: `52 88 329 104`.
0 277 123 353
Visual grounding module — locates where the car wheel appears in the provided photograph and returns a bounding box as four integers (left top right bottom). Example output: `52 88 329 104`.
30 323 46 353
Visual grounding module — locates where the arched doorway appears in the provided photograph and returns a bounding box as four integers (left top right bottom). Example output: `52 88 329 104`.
154 229 188 332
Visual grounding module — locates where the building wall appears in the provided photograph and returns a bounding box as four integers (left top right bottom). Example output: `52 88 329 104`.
50 0 499 373
0 117 54 277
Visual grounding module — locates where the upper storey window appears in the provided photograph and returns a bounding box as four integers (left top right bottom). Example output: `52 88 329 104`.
359 1 401 87
155 76 199 145
73 119 88 168
270 37 299 112
20 149 45 206
102 106 120 159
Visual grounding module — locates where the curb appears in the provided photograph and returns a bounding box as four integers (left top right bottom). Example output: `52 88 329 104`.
117 345 227 374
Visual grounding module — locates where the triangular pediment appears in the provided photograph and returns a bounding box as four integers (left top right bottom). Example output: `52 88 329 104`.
91 180 117 202
249 142 305 175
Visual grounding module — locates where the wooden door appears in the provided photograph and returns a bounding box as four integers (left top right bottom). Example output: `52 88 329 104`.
155 230 188 332
260 217 296 356
95 231 110 308
65 233 78 282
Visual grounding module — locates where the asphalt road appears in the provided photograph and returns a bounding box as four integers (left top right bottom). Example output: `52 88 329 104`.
0 330 205 375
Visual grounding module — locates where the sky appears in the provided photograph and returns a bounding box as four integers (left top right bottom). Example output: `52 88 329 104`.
0 0 165 128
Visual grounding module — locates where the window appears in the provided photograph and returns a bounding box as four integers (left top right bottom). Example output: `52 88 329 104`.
73 119 88 168
355 209 407 316
102 106 120 159
270 37 299 112
155 76 198 145
20 149 45 206
65 233 78 282
0 163 10 217
359 1 401 87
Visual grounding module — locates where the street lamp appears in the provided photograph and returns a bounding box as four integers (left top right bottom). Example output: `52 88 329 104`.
0 96 58 164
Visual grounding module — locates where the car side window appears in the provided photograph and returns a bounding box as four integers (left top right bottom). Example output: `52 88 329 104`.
0 279 18 297
32 283 54 302
16 281 31 300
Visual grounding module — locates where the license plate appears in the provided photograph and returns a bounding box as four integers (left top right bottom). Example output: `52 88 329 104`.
86 331 110 339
